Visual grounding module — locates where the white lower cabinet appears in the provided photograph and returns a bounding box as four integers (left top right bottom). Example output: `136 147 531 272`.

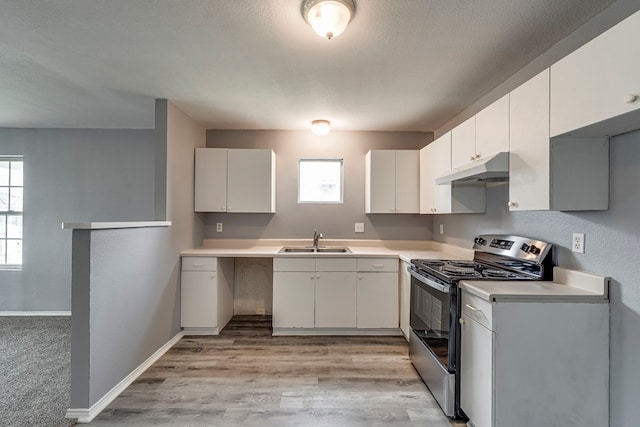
399 260 411 340
272 257 399 333
315 272 357 328
356 258 399 329
180 256 234 334
357 272 398 328
460 288 609 427
272 271 315 328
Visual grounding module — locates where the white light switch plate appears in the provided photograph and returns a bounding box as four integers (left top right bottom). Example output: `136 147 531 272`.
572 233 585 253
355 223 365 233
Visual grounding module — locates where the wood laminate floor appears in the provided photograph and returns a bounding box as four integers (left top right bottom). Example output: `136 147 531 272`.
90 316 466 426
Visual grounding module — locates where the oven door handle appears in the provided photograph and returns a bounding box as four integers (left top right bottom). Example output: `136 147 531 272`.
408 267 451 293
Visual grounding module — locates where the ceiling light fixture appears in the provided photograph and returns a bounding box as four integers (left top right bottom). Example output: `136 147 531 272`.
301 0 355 40
311 120 331 135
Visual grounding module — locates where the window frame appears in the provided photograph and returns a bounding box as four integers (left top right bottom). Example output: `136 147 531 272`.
0 156 23 269
297 158 344 204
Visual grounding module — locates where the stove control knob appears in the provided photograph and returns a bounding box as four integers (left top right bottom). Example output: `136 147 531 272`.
474 237 486 246
520 243 530 253
528 245 541 255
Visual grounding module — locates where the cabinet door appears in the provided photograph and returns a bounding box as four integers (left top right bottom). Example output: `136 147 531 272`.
476 94 509 159
509 69 550 211
272 272 315 328
460 315 493 427
357 272 399 328
366 150 396 213
550 11 640 137
451 116 476 169
315 272 357 328
394 150 419 214
181 271 217 328
227 149 275 213
420 133 453 214
194 148 227 212
399 261 411 340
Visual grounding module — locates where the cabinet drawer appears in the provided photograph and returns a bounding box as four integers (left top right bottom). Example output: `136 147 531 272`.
357 258 398 272
316 257 357 272
274 257 316 272
182 256 217 272
462 291 493 330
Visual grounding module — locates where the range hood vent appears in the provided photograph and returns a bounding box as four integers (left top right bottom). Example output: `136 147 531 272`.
435 152 509 185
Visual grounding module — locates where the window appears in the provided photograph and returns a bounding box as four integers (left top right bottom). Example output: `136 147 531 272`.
298 159 343 204
0 157 23 267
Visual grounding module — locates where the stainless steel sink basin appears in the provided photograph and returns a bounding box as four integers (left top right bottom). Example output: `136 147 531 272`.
278 246 351 253
316 247 351 253
279 247 316 253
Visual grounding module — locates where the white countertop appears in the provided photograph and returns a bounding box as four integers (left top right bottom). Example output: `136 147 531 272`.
460 266 609 302
180 239 474 263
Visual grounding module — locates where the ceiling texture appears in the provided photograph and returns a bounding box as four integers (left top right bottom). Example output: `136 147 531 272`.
0 0 616 131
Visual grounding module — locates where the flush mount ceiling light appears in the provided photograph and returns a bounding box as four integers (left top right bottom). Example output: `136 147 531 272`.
301 0 355 40
311 120 331 135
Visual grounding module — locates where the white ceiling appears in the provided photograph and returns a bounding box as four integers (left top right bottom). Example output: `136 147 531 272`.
0 0 616 131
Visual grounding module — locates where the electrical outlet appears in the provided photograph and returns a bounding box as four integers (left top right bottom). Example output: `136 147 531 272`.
440 224 444 234
355 223 365 233
572 233 585 253
216 223 223 232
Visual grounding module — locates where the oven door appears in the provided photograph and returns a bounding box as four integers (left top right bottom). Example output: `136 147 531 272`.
409 268 456 371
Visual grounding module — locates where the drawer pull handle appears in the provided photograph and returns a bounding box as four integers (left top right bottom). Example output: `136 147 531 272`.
372 264 385 268
191 263 205 267
465 304 482 312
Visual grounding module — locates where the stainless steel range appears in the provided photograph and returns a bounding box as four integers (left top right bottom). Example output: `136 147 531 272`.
408 234 553 419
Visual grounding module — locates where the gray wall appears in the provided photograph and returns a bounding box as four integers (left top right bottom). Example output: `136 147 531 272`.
70 100 205 409
205 130 434 241
433 130 640 427
0 128 155 311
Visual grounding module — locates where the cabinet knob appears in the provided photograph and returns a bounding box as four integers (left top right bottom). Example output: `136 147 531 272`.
358 275 362 280
316 274 320 279
433 208 437 213
469 155 475 161
624 94 638 104
310 275 315 280
459 318 465 325
508 201 519 208
210 274 215 279
475 153 481 159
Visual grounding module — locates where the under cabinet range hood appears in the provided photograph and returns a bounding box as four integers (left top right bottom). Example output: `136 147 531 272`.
435 152 509 184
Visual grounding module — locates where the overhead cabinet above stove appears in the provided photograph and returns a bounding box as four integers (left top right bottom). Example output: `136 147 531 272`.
195 148 276 213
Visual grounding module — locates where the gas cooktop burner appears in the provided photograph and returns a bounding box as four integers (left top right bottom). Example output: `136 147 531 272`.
442 266 481 277
420 260 445 267
447 260 476 268
482 268 520 278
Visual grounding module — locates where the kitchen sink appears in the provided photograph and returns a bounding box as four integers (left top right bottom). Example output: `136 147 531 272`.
316 247 351 253
278 246 351 253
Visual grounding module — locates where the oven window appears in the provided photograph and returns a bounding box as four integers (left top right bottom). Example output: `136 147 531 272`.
411 280 451 368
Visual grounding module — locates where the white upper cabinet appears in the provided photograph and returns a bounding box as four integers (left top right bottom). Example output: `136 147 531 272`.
365 150 419 214
227 149 276 213
195 148 227 212
475 94 510 158
509 69 609 211
195 148 276 213
550 10 640 138
451 117 476 168
420 132 485 215
451 95 509 170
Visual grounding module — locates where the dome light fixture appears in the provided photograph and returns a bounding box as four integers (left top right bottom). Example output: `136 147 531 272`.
301 0 355 40
311 119 331 135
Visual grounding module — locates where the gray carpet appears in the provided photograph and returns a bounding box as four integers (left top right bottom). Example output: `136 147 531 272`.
0 316 71 427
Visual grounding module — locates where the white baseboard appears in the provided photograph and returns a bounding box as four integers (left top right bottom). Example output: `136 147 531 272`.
66 331 184 423
0 311 71 316
181 327 220 335
272 327 402 336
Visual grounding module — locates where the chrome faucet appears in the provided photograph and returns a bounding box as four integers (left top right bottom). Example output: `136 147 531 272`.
313 230 323 250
